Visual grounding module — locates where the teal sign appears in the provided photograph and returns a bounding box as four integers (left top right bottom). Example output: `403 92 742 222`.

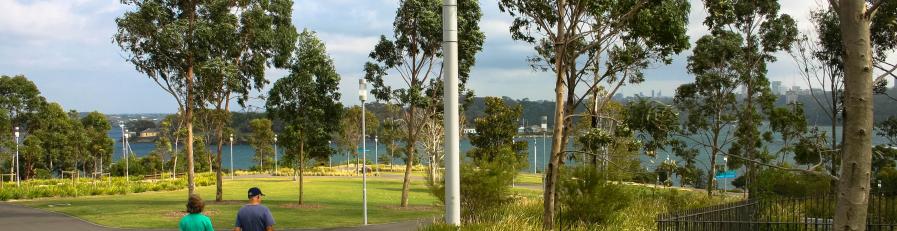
715 170 736 179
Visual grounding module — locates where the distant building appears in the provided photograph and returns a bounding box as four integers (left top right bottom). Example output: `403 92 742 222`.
771 81 783 95
139 128 159 138
462 128 477 134
786 90 798 104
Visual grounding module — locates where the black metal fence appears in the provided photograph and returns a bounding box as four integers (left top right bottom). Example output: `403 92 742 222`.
657 195 897 231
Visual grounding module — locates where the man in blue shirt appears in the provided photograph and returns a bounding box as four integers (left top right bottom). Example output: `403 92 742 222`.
234 187 275 231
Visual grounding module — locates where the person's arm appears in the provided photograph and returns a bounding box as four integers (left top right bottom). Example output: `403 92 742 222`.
264 208 275 231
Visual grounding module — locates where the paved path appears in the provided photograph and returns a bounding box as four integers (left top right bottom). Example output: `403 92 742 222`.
0 202 429 231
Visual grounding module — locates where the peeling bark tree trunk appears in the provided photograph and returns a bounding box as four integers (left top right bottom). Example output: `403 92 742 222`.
185 64 196 196
214 93 231 202
543 1 566 228
832 1 874 230
299 140 305 205
400 106 417 207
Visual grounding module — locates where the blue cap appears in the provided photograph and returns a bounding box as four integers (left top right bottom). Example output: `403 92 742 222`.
248 187 265 198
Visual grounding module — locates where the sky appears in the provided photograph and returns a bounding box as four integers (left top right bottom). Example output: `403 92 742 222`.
0 0 890 114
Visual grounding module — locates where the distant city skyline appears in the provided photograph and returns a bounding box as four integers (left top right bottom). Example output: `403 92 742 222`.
0 0 894 114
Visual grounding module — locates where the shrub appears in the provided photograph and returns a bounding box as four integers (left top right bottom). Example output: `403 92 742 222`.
558 165 632 225
754 168 831 197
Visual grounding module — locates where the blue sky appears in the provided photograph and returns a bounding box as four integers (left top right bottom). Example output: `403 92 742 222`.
0 0 886 114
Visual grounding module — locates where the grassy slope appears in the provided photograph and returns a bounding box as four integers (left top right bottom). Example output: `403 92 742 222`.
13 176 439 229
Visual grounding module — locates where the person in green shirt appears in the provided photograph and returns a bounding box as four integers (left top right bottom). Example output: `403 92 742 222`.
179 194 214 231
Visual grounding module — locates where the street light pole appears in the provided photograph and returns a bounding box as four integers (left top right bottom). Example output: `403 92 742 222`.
329 141 332 169
374 136 379 175
442 0 461 225
359 78 369 225
533 137 537 174
541 116 547 186
230 134 234 180
274 134 278 175
14 127 20 187
119 122 127 180
125 129 130 181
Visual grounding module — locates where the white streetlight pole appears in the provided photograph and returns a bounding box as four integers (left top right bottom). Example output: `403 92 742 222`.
230 134 234 179
533 137 537 174
541 116 547 185
359 78 369 225
374 136 379 175
125 129 130 181
14 127 20 187
329 141 332 169
119 122 127 180
723 156 728 193
442 0 461 225
274 134 278 175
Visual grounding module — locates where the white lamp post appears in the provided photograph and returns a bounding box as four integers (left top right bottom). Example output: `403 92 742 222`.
359 78 369 225
374 136 379 175
273 134 278 175
723 156 728 193
119 122 127 180
124 129 130 181
442 0 461 225
14 127 20 187
533 137 537 174
328 141 332 169
229 133 234 179
541 116 547 184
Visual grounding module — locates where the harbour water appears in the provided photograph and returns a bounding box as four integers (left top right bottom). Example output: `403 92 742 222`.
110 125 889 174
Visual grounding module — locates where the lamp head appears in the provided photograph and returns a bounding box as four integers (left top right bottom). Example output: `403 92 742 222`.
14 127 19 138
359 79 367 101
274 134 278 142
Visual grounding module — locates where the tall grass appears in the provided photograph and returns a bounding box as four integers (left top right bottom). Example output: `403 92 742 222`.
0 173 216 201
421 185 738 231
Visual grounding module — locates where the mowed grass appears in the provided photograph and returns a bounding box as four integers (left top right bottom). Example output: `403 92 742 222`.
13 176 440 229
514 173 544 185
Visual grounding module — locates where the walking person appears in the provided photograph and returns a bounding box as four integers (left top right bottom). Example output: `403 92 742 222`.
179 194 214 231
234 187 275 231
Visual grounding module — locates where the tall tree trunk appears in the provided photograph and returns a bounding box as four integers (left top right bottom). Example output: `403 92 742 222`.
400 107 416 207
543 0 566 229
214 94 231 202
185 66 196 196
299 140 305 204
833 1 873 230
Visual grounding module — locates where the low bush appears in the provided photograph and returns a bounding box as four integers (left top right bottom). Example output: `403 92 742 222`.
422 179 736 230
0 173 216 201
558 166 632 225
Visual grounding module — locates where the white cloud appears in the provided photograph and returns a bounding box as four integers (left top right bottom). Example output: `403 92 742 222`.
0 0 120 44
319 33 379 55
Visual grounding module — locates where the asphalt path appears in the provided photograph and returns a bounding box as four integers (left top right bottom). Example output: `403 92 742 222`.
0 202 430 231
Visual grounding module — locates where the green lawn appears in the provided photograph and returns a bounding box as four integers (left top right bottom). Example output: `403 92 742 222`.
514 173 543 185
13 176 440 229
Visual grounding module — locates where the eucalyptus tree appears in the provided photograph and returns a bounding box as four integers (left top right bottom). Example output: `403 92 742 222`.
337 106 378 174
377 104 403 169
81 112 115 176
819 0 897 229
248 118 275 171
497 0 690 226
27 103 72 176
0 75 45 130
699 0 797 197
266 30 343 204
624 98 678 162
196 0 297 202
363 0 484 207
115 0 295 196
674 31 741 195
